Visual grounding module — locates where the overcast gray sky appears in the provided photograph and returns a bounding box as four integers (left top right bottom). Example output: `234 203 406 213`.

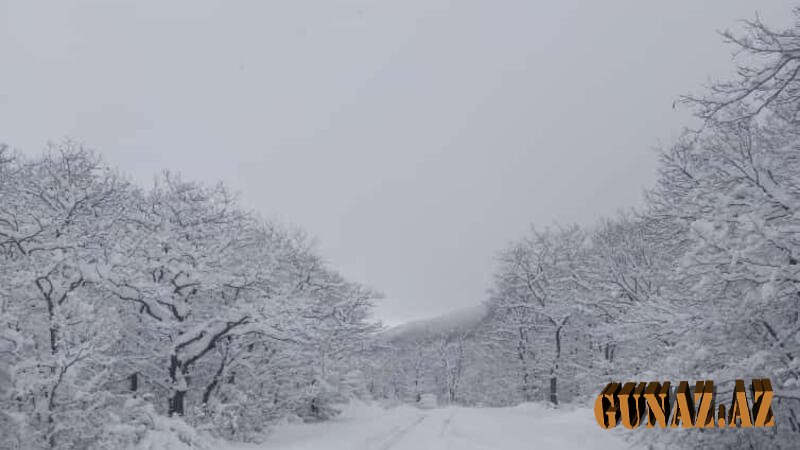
1 0 796 325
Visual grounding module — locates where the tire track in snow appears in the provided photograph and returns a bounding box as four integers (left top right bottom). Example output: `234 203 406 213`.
439 409 456 437
359 413 427 450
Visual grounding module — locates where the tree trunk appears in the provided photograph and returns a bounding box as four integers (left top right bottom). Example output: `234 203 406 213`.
129 372 139 394
550 324 563 405
168 354 186 416
169 390 185 416
518 327 534 402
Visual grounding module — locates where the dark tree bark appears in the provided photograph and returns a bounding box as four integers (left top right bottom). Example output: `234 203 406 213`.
129 372 139 393
549 319 566 405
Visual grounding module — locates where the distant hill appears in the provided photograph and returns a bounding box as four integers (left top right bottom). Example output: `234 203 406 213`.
380 304 488 344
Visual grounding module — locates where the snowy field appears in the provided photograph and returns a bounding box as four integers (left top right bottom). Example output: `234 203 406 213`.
224 402 624 450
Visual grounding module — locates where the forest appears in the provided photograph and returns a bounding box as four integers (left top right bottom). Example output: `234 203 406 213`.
3 6 800 450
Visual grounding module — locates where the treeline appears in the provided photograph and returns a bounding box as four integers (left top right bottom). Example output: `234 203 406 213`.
0 146 379 449
366 9 800 449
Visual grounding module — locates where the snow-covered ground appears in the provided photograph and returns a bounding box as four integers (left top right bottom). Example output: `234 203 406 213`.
224 402 624 450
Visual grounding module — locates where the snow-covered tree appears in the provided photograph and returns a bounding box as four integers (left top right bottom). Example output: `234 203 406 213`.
0 144 380 448
487 225 591 405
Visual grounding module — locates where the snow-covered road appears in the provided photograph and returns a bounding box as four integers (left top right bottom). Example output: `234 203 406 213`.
225 402 624 450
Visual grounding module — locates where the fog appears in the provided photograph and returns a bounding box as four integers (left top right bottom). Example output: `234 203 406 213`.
1 0 794 324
